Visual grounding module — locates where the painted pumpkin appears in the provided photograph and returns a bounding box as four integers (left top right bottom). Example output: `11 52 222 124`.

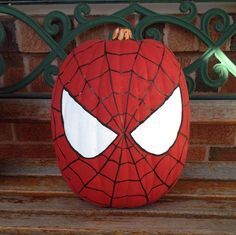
51 39 190 208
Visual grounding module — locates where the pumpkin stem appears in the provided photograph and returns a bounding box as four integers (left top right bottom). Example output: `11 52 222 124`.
112 27 133 40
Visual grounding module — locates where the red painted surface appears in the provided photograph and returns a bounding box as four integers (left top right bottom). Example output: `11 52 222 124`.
51 39 190 208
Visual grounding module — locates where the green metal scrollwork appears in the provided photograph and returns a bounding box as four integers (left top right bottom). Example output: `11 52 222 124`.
0 1 235 98
0 22 5 77
44 11 72 41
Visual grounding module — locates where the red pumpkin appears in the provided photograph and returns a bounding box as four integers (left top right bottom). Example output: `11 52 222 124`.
51 39 190 208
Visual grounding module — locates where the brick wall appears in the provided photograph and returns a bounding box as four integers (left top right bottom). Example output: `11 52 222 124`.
0 14 235 94
0 12 236 163
0 100 236 163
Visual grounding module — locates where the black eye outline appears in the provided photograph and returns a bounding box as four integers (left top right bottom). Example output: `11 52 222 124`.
130 86 183 156
61 89 118 159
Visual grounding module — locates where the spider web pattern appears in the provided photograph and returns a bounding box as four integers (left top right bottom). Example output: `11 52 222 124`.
51 39 190 208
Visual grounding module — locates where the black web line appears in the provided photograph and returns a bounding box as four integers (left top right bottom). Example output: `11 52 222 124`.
51 110 57 139
180 132 189 141
165 138 187 182
159 66 177 86
105 109 141 126
59 48 120 134
179 137 188 163
166 47 181 68
78 137 123 194
151 82 169 98
62 42 177 136
113 194 146 199
148 183 167 197
109 141 124 207
57 41 188 206
110 69 134 74
58 57 82 87
106 50 161 67
106 51 138 56
123 41 143 129
129 84 186 157
73 59 123 133
56 142 67 160
138 53 161 66
125 47 166 133
168 153 184 167
51 106 61 113
62 153 95 173
53 133 65 141
86 69 109 82
126 135 170 189
62 148 119 183
59 40 103 73
78 53 105 69
71 49 123 133
104 41 125 130
86 185 112 198
124 137 149 203
141 100 155 112
100 153 119 164
69 165 85 185
68 139 157 202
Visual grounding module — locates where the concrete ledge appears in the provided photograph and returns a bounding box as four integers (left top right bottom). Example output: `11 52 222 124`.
1 156 236 181
0 99 236 123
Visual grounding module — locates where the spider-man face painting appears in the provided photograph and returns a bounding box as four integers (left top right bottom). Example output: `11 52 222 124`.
51 39 190 208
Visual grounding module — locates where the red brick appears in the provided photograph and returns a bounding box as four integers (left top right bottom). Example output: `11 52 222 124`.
77 24 106 44
175 52 197 68
2 53 24 84
195 50 235 93
190 124 236 145
209 147 236 161
3 66 24 87
219 52 236 93
14 122 52 142
15 18 50 53
231 35 236 51
0 99 50 122
186 145 207 162
194 76 219 93
220 74 236 93
0 123 13 141
75 16 106 45
230 14 236 51
125 14 139 27
26 55 53 92
0 17 18 52
0 143 54 158
199 16 230 52
194 56 219 93
164 21 199 52
75 15 139 45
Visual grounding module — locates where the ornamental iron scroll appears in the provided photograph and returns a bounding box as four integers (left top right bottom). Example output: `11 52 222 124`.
0 2 235 98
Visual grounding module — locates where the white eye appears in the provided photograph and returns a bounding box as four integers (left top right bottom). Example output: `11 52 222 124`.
131 87 182 155
62 90 117 158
